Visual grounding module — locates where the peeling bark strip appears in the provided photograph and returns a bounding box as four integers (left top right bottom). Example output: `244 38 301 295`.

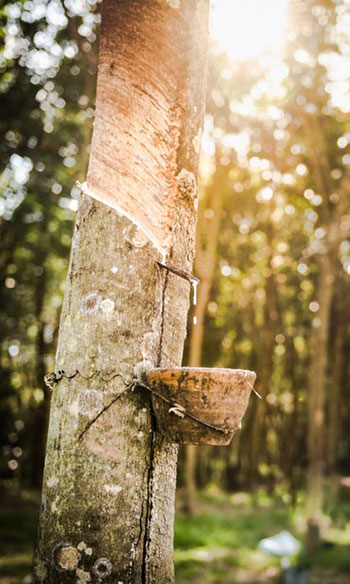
86 0 204 256
35 1 209 583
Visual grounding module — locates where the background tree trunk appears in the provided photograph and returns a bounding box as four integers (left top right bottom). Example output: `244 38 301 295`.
306 253 335 549
326 284 347 506
35 1 209 582
246 241 278 488
183 162 224 514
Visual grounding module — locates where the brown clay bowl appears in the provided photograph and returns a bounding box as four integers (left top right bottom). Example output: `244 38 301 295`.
146 367 256 445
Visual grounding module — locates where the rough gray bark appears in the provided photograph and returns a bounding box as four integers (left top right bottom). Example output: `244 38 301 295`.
34 1 209 582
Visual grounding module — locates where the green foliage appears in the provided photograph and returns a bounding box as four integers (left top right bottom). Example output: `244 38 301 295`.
183 0 350 495
175 491 350 583
175 507 292 550
314 547 350 572
0 0 98 486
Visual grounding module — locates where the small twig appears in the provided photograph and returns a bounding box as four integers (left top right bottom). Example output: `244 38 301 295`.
168 403 186 418
156 261 199 285
245 371 262 399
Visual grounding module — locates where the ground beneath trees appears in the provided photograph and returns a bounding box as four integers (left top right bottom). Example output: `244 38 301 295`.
174 488 350 584
1 487 350 583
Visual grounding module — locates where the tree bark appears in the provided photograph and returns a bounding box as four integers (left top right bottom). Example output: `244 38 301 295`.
35 1 209 582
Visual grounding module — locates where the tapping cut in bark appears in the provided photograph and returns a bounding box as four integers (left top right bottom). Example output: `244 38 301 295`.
84 1 201 257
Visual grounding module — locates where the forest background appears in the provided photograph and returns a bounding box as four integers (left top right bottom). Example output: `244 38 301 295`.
1 0 350 582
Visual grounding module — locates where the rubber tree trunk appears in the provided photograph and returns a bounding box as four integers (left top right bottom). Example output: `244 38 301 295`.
34 1 209 582
183 160 224 514
306 253 335 549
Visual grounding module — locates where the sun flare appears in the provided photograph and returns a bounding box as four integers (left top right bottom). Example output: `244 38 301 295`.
210 0 288 61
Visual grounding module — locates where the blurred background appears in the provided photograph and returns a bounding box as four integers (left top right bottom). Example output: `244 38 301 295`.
1 0 350 582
